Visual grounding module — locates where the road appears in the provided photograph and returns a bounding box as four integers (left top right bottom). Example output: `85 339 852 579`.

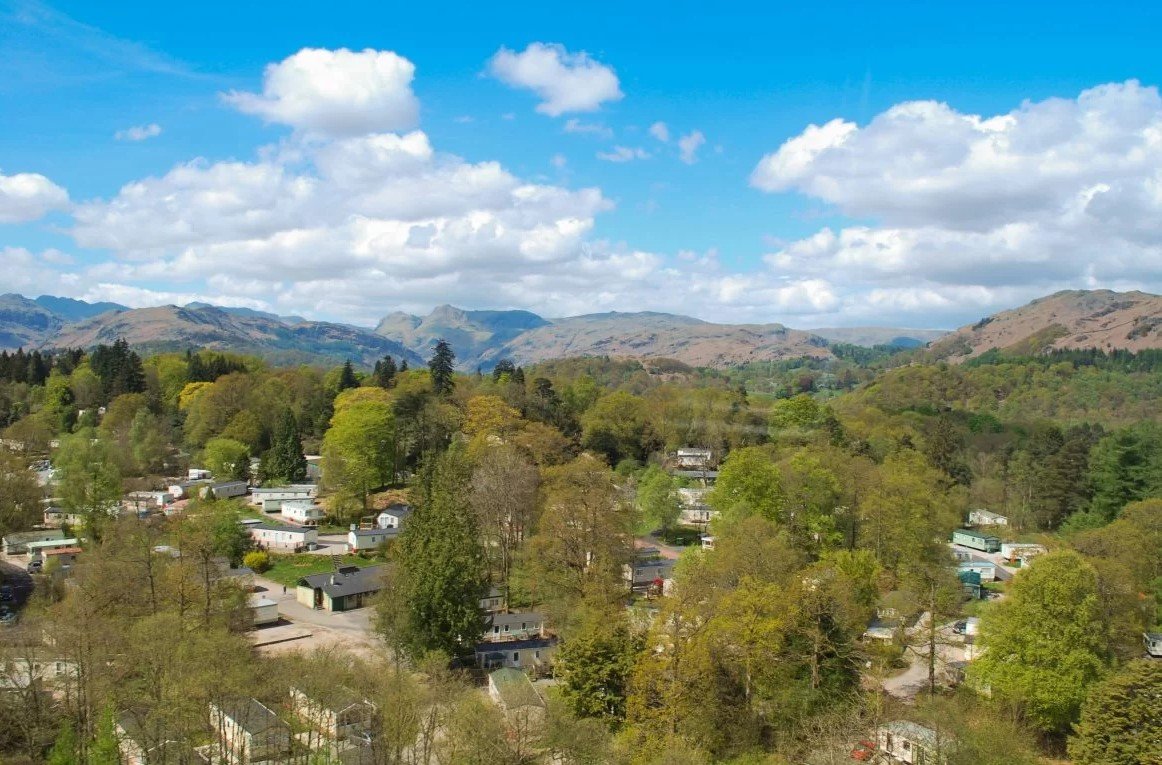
635 535 688 561
881 616 971 700
249 571 381 657
949 543 1017 582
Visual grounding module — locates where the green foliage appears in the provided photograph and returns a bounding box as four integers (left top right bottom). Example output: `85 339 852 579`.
968 550 1112 734
321 388 397 511
636 464 681 533
390 445 489 658
428 339 456 397
54 428 122 538
1087 422 1162 520
201 437 251 481
0 452 43 538
46 720 77 765
1069 660 1162 765
582 390 653 466
708 446 784 523
260 408 307 484
556 608 644 724
89 706 120 765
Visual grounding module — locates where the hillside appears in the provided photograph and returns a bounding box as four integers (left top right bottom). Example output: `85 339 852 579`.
0 294 65 349
808 326 949 348
930 290 1162 361
482 312 834 368
374 304 549 367
49 304 424 367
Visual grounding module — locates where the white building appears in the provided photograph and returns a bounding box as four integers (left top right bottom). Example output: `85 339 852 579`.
376 503 412 530
280 500 325 525
250 485 317 506
348 527 396 553
967 509 1008 527
249 594 279 627
249 524 318 552
209 699 292 764
678 487 716 526
877 721 944 765
675 448 713 469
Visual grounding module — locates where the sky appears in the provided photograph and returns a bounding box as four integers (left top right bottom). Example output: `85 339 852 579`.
2 0 1162 330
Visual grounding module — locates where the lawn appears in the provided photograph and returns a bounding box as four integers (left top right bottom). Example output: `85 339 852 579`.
262 553 381 588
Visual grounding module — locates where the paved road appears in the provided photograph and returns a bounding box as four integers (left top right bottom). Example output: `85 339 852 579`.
635 535 688 561
881 617 970 700
0 557 35 613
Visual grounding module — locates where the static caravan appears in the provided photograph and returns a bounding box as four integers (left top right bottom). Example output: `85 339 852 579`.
951 529 1001 553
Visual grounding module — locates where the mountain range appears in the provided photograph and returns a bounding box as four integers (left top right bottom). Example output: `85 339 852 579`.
0 289 1158 369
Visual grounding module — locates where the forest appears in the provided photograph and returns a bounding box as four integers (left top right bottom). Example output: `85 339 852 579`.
0 338 1159 765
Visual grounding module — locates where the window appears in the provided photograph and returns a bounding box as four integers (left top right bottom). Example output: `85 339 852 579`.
512 652 519 664
534 651 541 659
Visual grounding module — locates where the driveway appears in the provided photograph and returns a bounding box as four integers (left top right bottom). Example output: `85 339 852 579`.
250 571 381 658
881 618 971 700
635 535 687 561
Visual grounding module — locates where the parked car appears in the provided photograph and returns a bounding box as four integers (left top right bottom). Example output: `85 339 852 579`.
26 559 43 573
0 584 14 602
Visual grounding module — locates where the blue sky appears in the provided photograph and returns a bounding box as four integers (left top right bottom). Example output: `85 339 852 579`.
2 0 1162 328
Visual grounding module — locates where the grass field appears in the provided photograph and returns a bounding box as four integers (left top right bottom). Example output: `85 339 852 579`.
263 553 380 587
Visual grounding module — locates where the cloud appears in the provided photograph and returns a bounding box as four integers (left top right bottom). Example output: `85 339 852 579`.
114 123 162 141
596 146 650 163
550 154 567 169
678 130 705 164
223 48 419 136
753 80 1162 323
0 170 69 223
488 43 622 116
563 118 613 139
649 121 670 142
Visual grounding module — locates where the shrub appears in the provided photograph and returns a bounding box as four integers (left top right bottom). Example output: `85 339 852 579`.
243 550 271 573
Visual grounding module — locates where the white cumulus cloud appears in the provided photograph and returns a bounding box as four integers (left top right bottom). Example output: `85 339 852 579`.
596 146 650 163
223 48 420 136
0 171 70 223
678 130 705 164
649 121 670 142
488 43 622 117
115 123 162 141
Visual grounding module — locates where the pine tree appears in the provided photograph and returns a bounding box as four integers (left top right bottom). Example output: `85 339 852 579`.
392 445 488 657
47 720 77 765
262 408 307 484
428 340 456 397
1069 660 1162 764
90 706 120 765
337 359 360 392
399 358 409 372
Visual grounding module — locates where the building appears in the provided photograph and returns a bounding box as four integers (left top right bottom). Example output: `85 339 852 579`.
624 550 675 594
168 479 211 500
297 566 385 612
2 528 65 556
376 503 412 530
209 698 292 765
950 529 1001 553
250 485 317 506
876 721 945 765
672 469 718 484
124 491 175 511
115 714 208 765
957 561 998 582
482 611 546 643
188 468 212 480
0 654 78 695
202 481 249 500
1000 542 1047 564
289 687 376 741
957 569 983 599
347 527 396 553
487 668 544 711
701 535 716 550
249 594 279 627
677 487 716 526
1146 632 1162 658
967 508 1008 527
26 537 80 561
480 585 505 612
249 523 318 552
674 448 713 469
281 500 325 525
475 636 556 673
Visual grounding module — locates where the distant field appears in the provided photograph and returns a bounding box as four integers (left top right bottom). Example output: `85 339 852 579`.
263 553 380 587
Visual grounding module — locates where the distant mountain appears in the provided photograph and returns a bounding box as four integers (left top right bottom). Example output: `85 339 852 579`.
48 304 425 367
374 304 550 367
930 289 1162 360
34 295 127 322
809 327 949 348
0 294 64 349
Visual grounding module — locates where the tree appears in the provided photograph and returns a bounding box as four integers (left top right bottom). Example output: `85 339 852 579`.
470 444 539 585
707 446 784 523
967 550 1112 734
389 445 489 658
89 706 120 765
0 452 43 538
46 721 78 765
464 394 523 439
636 465 681 534
373 355 398 388
260 408 307 484
201 437 251 481
581 391 652 466
337 359 360 392
321 388 397 513
429 339 456 397
556 607 644 724
1069 659 1162 765
54 429 122 539
1087 423 1162 520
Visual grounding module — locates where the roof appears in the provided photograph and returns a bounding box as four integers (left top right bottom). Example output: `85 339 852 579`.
3 529 65 545
350 528 397 538
1145 631 1162 640
489 611 544 629
673 470 719 479
880 720 939 748
970 508 1007 519
26 538 79 550
250 523 313 534
377 503 412 517
43 546 82 556
213 698 286 735
252 485 315 494
958 560 996 568
489 668 544 709
298 565 385 598
248 595 278 608
953 528 1000 540
292 685 373 714
475 636 556 653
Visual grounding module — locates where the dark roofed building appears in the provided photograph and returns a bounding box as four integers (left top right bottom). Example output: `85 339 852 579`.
296 565 385 612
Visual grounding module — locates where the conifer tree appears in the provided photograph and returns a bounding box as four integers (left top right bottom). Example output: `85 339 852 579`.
390 445 488 658
46 721 77 765
428 340 456 397
1069 659 1162 764
89 706 120 765
261 408 307 484
337 359 360 392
